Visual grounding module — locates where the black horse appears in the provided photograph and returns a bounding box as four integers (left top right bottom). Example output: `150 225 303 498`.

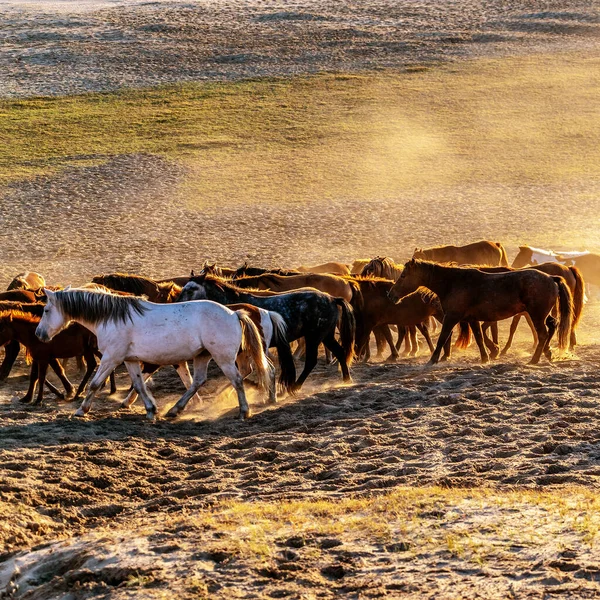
177 271 356 390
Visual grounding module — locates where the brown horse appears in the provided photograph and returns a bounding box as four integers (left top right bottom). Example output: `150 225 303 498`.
413 241 509 266
0 307 98 405
360 257 404 281
233 272 360 304
7 272 46 291
389 259 572 365
351 259 371 274
297 262 350 276
556 253 600 287
471 263 584 353
92 273 180 302
353 278 447 362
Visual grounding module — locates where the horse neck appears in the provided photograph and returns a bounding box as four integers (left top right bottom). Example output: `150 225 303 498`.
205 281 239 304
415 264 450 298
5 317 36 346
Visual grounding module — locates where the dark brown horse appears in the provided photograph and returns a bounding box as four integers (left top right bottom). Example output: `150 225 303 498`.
0 307 98 405
91 273 181 302
471 263 584 353
7 271 46 291
413 241 509 266
233 264 301 279
352 278 448 362
389 260 572 365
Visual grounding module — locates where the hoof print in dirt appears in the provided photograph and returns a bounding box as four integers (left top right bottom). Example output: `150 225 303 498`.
386 541 411 552
319 538 343 550
321 563 347 579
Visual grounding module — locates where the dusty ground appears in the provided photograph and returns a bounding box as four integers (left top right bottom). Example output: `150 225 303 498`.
0 0 598 98
2 0 600 598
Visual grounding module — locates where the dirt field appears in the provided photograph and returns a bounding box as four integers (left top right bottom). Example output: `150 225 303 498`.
2 0 600 598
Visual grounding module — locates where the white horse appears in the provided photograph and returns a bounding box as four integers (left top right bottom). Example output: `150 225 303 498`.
35 289 272 420
119 303 288 409
512 245 589 268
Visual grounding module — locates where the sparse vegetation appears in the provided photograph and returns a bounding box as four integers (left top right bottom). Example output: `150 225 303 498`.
1 52 599 206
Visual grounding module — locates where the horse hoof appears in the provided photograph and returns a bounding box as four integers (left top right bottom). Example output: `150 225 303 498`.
146 411 156 421
239 409 251 420
119 401 130 410
165 408 179 419
73 408 86 417
18 397 32 404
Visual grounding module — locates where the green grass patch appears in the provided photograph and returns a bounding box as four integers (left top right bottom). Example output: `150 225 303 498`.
1 52 599 204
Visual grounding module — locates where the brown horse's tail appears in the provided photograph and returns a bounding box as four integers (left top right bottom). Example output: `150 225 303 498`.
454 321 471 349
552 276 574 350
269 311 296 395
497 243 509 267
569 266 585 330
335 298 356 368
236 310 273 393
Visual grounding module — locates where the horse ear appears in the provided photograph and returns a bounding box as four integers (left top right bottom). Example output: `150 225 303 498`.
63 284 71 292
44 288 55 301
190 269 195 277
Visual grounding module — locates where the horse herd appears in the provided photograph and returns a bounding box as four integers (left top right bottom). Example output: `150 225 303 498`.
1 240 598 421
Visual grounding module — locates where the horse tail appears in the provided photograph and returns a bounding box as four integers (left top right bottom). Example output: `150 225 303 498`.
348 279 364 311
569 266 585 330
236 310 273 394
335 298 356 368
454 321 471 349
553 276 573 350
497 243 509 267
24 347 33 365
269 311 296 395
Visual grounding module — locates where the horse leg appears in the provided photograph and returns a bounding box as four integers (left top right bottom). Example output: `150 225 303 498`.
481 322 499 360
324 347 333 365
416 322 434 353
529 316 549 365
214 357 251 420
525 312 538 350
543 316 557 361
73 350 97 399
408 326 419 357
500 314 521 356
293 338 306 360
32 361 49 406
469 321 490 364
20 361 38 404
123 361 158 420
323 332 352 382
75 358 121 417
441 335 452 361
294 337 320 390
0 340 20 381
429 318 459 365
165 354 212 418
377 324 397 362
48 357 75 399
395 327 407 356
120 363 161 409
175 360 207 404
375 328 387 358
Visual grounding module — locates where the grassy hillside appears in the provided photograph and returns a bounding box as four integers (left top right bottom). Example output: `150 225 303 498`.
1 52 599 205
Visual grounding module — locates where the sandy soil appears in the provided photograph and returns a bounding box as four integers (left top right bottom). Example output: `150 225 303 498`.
0 0 599 98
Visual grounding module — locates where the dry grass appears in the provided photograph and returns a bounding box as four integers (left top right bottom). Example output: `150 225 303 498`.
1 52 599 206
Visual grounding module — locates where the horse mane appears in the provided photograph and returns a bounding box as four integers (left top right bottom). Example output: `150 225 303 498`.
92 273 158 296
194 274 264 294
0 309 41 324
53 289 148 324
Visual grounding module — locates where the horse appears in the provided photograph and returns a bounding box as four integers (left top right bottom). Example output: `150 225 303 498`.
36 289 271 420
176 272 355 390
555 253 600 288
0 305 99 405
413 241 509 266
120 302 295 409
352 278 447 362
360 257 404 281
511 245 587 268
351 259 371 275
388 259 573 365
91 273 180 302
233 263 301 279
296 262 350 276
7 272 46 291
233 272 360 304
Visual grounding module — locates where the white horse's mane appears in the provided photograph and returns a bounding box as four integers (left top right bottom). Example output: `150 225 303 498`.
53 289 147 324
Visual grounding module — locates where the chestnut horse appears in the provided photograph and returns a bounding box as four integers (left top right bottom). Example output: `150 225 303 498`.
389 259 572 365
0 307 98 405
7 272 46 291
413 241 509 266
233 272 360 304
352 279 448 362
297 262 350 275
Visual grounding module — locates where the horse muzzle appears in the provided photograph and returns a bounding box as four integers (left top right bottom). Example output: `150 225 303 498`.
35 326 49 342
